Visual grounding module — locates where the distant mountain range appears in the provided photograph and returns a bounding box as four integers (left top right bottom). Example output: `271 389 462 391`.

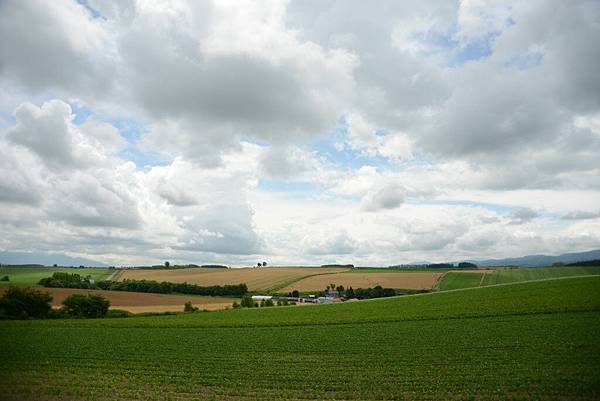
0 251 108 267
467 249 600 267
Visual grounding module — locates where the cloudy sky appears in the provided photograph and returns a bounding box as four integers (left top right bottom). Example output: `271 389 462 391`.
1 0 599 266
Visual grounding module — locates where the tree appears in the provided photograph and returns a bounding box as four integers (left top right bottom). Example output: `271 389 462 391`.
264 299 274 307
164 261 170 268
262 261 267 267
61 294 110 318
0 275 9 282
346 286 355 299
232 301 241 309
240 294 254 308
0 286 53 319
291 290 299 298
257 262 262 267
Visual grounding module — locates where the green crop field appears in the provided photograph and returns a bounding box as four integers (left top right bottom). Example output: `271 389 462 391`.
1 276 599 400
438 271 484 290
0 267 112 287
439 266 600 291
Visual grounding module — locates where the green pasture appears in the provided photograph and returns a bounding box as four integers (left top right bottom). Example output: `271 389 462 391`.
1 276 599 400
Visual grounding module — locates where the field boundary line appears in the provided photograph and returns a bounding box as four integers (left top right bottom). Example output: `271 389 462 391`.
106 270 120 281
433 271 448 291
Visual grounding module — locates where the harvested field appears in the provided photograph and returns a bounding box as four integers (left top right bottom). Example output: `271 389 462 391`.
281 272 443 292
118 267 349 291
0 287 237 313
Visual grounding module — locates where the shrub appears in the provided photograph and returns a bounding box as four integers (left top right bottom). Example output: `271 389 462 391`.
61 294 110 318
105 309 132 318
184 301 199 312
264 299 274 307
0 286 53 319
232 301 241 309
0 275 9 281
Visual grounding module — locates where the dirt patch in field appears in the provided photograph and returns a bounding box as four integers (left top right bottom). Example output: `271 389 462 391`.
281 272 443 292
1 287 237 312
118 267 349 291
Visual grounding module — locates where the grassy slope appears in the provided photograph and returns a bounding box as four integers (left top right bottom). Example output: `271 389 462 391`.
0 267 111 287
439 266 600 291
1 276 599 400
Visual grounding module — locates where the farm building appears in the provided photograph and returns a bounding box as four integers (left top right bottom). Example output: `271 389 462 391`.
251 295 273 301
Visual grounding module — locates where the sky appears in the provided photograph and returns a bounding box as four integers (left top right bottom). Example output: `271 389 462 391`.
0 0 599 267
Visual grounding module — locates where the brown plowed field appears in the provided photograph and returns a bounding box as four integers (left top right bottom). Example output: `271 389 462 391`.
4 287 238 313
118 267 349 291
280 272 443 292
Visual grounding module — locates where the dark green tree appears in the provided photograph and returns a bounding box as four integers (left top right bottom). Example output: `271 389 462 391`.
61 294 110 318
0 286 53 319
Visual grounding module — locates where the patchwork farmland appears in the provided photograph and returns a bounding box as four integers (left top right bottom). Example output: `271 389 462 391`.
117 266 349 291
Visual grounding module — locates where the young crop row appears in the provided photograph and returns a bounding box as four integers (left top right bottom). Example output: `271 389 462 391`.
1 311 599 400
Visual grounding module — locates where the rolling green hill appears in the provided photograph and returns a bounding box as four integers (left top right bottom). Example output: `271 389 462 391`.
1 276 599 400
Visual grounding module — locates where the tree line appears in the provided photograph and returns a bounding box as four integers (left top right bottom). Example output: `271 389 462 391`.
39 272 248 297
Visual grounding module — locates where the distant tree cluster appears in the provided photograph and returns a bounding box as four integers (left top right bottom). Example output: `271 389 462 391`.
566 259 600 267
345 286 397 300
98 279 248 297
38 272 95 288
388 262 478 269
256 261 268 267
320 264 354 268
457 262 478 268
